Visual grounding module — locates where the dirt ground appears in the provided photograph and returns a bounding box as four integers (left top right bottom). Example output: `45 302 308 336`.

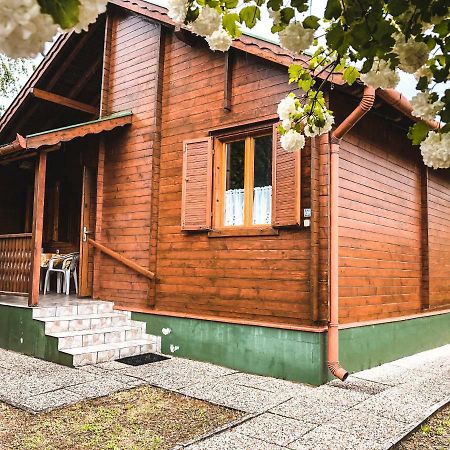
395 402 450 450
0 385 242 450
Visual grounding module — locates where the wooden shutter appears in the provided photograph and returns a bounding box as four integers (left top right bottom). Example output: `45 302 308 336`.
272 124 301 227
181 137 214 231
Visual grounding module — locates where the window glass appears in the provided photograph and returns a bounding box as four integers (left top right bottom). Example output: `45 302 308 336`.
222 134 273 227
225 140 245 226
253 135 272 224
253 135 272 188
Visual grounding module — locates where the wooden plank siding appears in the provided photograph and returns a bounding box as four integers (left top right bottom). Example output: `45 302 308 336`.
96 10 161 305
428 169 450 309
89 9 450 328
333 94 424 323
153 32 313 325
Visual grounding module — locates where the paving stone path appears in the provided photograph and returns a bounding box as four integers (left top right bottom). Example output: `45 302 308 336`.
0 345 449 450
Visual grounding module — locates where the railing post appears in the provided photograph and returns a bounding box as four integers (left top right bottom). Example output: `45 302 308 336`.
28 151 47 307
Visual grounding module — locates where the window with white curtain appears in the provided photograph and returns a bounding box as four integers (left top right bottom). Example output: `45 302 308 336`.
222 134 272 227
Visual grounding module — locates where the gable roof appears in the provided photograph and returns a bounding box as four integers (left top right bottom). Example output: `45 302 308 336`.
0 0 433 144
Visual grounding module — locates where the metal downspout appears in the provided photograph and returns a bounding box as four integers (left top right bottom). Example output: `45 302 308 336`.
327 85 376 380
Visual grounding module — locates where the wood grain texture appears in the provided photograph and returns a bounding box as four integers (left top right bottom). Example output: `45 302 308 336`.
96 11 161 305
29 151 47 305
181 138 213 231
332 92 425 323
152 33 313 325
428 169 450 310
272 123 302 227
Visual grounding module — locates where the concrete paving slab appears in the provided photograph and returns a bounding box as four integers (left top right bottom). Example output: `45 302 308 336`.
352 363 419 387
327 376 389 395
18 389 85 413
234 412 315 446
352 393 431 424
180 379 292 413
287 424 384 450
270 396 346 424
326 409 410 444
66 378 129 399
308 385 371 407
185 429 286 450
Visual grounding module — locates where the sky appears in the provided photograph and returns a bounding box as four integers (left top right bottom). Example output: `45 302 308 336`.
0 0 439 113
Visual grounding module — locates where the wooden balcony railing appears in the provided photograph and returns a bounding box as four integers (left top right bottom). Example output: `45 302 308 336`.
0 233 33 295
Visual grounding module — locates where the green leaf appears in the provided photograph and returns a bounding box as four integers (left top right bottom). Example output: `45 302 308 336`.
416 76 429 91
343 66 359 85
239 5 261 28
222 13 241 38
267 0 283 11
224 0 239 8
387 0 409 17
303 15 320 30
407 122 430 145
280 7 295 24
291 0 309 13
324 0 342 21
326 24 346 53
37 0 80 29
288 64 304 81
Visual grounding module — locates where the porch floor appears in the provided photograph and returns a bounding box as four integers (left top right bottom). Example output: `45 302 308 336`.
0 293 91 308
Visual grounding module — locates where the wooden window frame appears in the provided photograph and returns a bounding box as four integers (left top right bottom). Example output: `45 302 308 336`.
213 128 273 231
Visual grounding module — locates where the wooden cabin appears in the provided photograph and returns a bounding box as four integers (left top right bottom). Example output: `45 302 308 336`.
0 0 449 385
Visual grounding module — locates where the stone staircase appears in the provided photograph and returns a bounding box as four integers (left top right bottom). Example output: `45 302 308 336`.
32 300 161 366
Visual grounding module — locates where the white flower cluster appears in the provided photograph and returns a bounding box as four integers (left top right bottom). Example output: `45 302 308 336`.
191 6 221 37
360 58 400 89
394 36 429 74
167 0 188 23
304 111 334 137
278 22 315 55
72 0 107 33
0 0 57 58
277 93 334 152
420 131 450 169
411 91 444 121
281 129 305 153
168 2 232 52
206 28 232 52
268 8 281 25
414 65 433 81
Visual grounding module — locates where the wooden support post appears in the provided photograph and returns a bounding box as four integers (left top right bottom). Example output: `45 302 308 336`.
224 50 233 111
28 151 47 306
420 164 430 310
93 137 105 299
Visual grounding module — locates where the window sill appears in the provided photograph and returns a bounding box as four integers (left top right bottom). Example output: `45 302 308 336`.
208 227 279 238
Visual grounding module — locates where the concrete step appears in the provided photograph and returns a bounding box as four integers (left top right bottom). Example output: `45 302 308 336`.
48 324 147 350
64 338 159 366
32 299 161 366
36 312 130 333
32 301 115 318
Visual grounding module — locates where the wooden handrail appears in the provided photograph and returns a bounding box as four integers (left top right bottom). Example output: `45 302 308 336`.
0 233 33 239
88 238 155 279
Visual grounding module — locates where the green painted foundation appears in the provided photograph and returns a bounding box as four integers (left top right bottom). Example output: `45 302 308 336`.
133 312 327 385
133 311 450 386
0 304 73 366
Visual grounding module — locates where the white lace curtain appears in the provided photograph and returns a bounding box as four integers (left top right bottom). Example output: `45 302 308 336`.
253 185 272 225
225 186 272 226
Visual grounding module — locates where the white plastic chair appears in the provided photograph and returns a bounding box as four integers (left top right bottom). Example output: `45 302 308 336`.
43 253 79 295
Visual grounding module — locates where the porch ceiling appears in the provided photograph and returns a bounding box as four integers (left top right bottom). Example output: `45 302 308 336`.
0 111 132 160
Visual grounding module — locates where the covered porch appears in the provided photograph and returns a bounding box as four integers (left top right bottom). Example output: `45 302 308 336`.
0 112 133 306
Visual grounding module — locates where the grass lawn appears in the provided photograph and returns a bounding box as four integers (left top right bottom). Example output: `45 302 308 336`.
396 402 450 450
0 385 243 450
